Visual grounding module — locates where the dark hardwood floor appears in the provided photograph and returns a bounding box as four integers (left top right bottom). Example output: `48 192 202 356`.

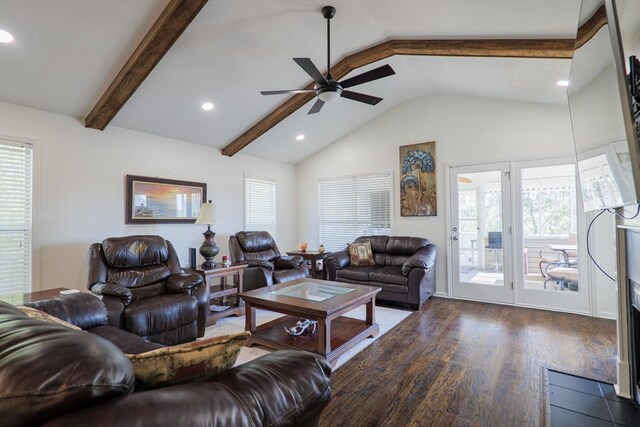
319 297 617 427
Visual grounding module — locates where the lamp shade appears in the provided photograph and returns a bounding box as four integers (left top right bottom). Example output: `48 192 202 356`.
195 202 220 225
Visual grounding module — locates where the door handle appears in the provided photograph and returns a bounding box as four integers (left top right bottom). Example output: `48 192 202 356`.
452 236 458 241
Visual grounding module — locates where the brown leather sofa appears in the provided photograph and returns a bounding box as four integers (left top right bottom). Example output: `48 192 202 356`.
229 231 309 291
0 293 332 427
325 235 436 310
87 235 208 346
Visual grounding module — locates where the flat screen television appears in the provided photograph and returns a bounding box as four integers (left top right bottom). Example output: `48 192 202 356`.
568 0 640 212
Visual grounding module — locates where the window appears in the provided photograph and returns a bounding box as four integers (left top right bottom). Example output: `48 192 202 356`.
0 139 33 295
244 175 276 237
521 164 577 237
318 173 392 251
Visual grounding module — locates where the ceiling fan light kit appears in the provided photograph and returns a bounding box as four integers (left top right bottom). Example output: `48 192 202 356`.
260 5 395 114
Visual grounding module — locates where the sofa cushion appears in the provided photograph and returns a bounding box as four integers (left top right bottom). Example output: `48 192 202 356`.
369 266 408 286
25 292 109 330
236 231 278 253
102 235 169 268
125 294 198 337
273 268 307 284
384 236 429 266
108 264 171 289
89 325 164 354
127 332 249 389
356 236 389 265
337 265 380 282
348 242 375 266
0 301 134 427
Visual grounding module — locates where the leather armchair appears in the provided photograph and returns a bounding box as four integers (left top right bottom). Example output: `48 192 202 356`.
87 235 207 345
229 231 309 291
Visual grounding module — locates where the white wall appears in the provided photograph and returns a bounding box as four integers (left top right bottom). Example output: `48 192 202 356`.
0 101 296 292
296 94 614 309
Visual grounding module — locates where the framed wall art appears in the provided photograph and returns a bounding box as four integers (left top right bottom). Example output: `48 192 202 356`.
125 175 207 224
399 141 437 216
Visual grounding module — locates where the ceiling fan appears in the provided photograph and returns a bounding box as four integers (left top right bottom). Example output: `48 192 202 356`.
260 5 396 115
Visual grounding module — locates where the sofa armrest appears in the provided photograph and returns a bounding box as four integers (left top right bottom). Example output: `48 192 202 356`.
401 244 437 276
247 259 275 270
324 249 349 280
166 273 203 294
24 293 108 330
41 350 332 427
90 283 133 306
274 255 304 269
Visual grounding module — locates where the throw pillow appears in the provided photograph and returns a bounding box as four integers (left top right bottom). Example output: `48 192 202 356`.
348 242 376 266
127 331 250 390
17 306 82 331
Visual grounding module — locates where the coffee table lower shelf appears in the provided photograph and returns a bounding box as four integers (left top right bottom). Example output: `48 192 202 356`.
246 314 379 365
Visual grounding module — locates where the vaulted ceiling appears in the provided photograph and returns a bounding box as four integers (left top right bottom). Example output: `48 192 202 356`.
0 0 610 164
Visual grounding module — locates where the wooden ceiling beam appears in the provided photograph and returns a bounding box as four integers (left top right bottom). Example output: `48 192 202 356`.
85 0 208 130
221 38 575 157
575 5 607 49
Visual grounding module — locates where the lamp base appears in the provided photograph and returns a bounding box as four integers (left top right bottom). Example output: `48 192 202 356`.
199 227 219 270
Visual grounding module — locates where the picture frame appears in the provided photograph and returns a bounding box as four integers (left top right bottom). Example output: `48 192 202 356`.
125 175 207 224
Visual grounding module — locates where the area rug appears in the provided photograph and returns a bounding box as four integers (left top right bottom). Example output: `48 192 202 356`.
202 305 412 369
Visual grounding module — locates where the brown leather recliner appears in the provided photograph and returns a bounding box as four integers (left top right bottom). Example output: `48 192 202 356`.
229 231 309 291
87 235 207 345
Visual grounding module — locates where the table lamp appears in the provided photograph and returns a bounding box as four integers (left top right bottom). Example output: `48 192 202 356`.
195 200 220 269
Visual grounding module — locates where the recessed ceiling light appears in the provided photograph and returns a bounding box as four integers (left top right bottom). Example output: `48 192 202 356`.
296 134 305 141
201 102 214 111
556 80 569 87
0 29 14 44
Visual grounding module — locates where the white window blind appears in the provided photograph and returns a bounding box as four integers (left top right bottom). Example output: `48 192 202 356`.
244 175 276 237
0 140 33 295
318 173 392 251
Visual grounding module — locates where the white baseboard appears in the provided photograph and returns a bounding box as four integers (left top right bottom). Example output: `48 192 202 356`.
433 291 449 298
597 311 617 320
616 358 633 399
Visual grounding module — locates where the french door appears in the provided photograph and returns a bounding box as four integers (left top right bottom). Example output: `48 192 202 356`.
513 158 589 314
449 159 590 314
450 163 514 304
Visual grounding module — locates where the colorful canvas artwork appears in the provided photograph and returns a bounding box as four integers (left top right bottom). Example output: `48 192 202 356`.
399 141 437 216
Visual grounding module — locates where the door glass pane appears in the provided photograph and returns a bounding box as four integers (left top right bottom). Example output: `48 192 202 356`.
457 171 504 286
520 164 579 292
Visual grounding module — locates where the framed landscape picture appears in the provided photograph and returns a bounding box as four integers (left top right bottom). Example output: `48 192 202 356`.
399 141 437 216
125 175 207 224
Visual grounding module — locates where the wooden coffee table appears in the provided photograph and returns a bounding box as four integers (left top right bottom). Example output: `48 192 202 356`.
238 278 381 366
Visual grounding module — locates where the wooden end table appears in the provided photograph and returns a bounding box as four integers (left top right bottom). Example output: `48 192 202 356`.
239 278 380 366
185 264 247 326
286 250 332 279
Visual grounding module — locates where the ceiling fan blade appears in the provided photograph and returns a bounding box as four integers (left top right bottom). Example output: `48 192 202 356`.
339 64 395 89
341 90 383 105
261 89 316 95
308 98 325 114
293 58 328 86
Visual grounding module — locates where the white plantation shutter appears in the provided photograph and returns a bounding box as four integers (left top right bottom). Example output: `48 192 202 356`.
244 176 276 237
319 173 391 251
0 140 33 295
